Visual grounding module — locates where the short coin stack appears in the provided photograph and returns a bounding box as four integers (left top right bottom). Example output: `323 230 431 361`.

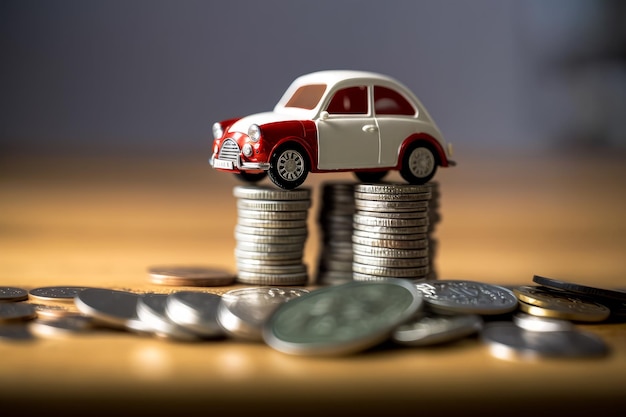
352 183 432 282
234 185 311 286
316 181 356 285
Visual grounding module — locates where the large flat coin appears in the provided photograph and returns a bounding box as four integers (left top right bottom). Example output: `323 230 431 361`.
263 279 423 356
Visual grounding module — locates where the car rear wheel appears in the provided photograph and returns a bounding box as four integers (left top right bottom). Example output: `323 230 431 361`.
268 145 309 190
237 171 267 183
354 171 388 183
400 144 437 184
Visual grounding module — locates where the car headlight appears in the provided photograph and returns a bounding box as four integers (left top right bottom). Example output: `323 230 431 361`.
248 124 261 142
212 122 223 139
242 143 253 157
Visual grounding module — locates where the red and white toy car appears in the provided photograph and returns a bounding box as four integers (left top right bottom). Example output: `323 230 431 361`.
210 70 455 189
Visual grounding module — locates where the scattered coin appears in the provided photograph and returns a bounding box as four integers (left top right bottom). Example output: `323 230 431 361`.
481 322 609 360
74 288 142 329
514 285 610 322
512 313 574 332
392 313 483 347
263 279 423 356
148 266 236 287
532 275 626 302
136 293 201 342
30 303 81 320
218 287 309 341
165 291 223 338
518 300 610 323
414 280 518 315
29 286 91 302
0 302 37 322
0 286 29 303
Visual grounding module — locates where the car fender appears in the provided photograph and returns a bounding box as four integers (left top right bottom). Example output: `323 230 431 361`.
397 134 450 168
269 136 317 170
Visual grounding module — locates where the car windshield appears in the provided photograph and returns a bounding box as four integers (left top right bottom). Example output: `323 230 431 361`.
283 84 326 110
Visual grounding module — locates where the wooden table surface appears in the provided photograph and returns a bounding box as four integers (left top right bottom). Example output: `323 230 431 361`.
1 150 625 416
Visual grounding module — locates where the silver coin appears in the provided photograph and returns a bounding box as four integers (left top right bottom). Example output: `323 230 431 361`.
353 254 429 268
236 270 308 286
415 280 519 315
0 324 34 341
353 223 428 235
136 293 201 341
164 291 223 338
218 287 309 341
74 288 141 329
392 313 483 346
353 262 429 278
237 217 308 229
263 279 423 356
234 248 303 261
237 199 311 212
235 224 308 237
234 256 302 266
235 231 307 245
512 313 575 332
353 272 430 282
352 235 428 249
354 199 429 211
481 321 608 360
355 210 428 219
355 183 432 194
352 244 429 259
237 262 307 275
0 286 29 302
237 209 308 221
353 214 428 228
233 185 311 200
29 286 92 302
29 316 94 338
353 229 428 241
236 241 305 253
354 191 431 201
0 302 36 322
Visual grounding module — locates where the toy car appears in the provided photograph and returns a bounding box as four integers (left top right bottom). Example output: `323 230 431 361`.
209 70 455 189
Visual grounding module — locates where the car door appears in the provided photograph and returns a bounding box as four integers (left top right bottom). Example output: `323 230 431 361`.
316 85 381 170
373 85 419 167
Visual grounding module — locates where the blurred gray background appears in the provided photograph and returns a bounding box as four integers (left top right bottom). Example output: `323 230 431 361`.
1 0 625 158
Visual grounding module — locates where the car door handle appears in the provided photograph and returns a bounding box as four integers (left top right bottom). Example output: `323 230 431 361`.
362 124 378 133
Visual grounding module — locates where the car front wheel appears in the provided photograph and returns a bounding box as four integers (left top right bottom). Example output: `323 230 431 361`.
400 144 437 184
268 146 309 190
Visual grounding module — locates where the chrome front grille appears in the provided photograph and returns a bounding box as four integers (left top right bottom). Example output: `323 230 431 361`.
218 139 240 162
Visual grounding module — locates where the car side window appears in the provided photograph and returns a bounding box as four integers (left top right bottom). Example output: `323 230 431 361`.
326 86 368 115
374 86 415 116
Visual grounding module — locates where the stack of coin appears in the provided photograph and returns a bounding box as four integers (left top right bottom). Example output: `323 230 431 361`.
234 185 311 286
316 181 357 285
352 183 431 281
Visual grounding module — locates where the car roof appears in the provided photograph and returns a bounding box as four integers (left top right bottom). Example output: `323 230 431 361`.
292 70 405 88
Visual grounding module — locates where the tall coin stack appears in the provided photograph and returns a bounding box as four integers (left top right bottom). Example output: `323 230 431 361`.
234 185 311 286
352 183 432 282
315 181 357 285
